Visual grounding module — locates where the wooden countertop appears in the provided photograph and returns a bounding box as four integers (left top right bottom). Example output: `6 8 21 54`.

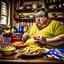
0 54 64 63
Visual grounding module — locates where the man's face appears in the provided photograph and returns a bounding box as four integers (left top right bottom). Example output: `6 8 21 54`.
35 11 49 30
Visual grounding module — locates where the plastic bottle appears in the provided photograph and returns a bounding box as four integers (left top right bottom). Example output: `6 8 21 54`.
18 26 24 34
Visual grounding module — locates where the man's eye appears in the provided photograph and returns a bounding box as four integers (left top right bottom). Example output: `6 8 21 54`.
40 16 43 18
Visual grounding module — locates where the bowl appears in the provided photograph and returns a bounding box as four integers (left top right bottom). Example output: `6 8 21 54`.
0 47 16 56
32 3 38 9
15 45 26 49
29 14 34 18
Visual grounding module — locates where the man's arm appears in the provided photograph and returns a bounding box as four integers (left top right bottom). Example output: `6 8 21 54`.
46 34 64 46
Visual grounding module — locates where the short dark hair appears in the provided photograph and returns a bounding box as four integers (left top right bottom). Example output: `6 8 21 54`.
34 8 48 17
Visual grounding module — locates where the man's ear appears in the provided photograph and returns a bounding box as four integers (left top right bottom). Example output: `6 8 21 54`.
44 12 48 17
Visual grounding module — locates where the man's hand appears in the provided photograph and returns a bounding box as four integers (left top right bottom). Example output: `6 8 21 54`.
33 35 46 44
22 33 29 42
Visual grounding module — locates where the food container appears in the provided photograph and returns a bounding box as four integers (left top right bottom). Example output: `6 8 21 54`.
32 3 38 9
10 33 22 43
29 14 34 18
15 45 26 49
26 4 31 9
11 26 17 33
0 47 16 56
12 41 26 49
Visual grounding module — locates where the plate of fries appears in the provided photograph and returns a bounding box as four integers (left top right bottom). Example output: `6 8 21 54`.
12 41 26 49
16 45 49 58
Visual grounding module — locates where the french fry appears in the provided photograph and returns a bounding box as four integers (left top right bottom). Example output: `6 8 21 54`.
25 47 30 54
19 44 47 55
12 41 24 46
19 47 26 53
28 48 39 54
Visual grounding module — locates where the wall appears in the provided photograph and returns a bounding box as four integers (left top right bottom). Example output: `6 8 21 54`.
11 0 17 27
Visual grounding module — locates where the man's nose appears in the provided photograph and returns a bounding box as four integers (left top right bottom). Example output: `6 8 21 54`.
37 19 40 21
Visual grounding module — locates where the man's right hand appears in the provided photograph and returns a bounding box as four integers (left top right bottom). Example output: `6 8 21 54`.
33 35 46 44
22 33 29 42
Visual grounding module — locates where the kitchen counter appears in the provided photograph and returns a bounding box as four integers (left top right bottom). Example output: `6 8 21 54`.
0 54 64 64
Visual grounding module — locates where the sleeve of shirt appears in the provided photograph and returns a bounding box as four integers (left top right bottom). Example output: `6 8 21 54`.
55 25 64 36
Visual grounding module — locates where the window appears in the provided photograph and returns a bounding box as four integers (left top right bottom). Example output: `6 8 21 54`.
0 0 10 25
1 1 7 25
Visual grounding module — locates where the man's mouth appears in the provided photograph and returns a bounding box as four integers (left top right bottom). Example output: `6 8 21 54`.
38 24 42 27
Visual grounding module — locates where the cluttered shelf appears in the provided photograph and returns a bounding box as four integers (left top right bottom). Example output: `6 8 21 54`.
16 9 35 13
15 18 35 20
14 18 35 21
45 0 64 12
47 8 64 12
50 17 64 21
46 2 62 5
15 18 34 20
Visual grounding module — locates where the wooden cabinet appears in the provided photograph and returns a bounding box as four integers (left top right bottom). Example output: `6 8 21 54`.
45 0 64 21
14 0 36 21
45 0 64 12
14 0 35 28
14 0 44 28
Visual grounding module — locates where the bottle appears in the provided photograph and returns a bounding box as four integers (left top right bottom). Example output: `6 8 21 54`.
53 0 56 2
50 0 52 2
11 26 17 33
59 4 61 8
18 26 24 34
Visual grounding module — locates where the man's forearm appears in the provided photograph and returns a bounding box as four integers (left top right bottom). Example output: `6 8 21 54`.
46 40 64 46
46 34 64 46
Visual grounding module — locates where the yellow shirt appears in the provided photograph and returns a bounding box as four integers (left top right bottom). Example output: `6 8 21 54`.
27 20 64 38
26 20 64 48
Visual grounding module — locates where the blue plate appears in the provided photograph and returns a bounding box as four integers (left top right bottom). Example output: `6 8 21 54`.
58 48 64 53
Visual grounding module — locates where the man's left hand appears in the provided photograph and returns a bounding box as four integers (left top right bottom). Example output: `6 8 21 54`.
33 35 46 44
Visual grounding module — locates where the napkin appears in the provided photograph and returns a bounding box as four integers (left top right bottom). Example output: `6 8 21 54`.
47 48 64 60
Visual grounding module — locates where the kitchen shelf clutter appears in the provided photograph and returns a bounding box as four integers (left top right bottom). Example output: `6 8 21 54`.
45 0 64 12
45 0 64 21
14 0 44 31
14 0 43 19
16 9 35 13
